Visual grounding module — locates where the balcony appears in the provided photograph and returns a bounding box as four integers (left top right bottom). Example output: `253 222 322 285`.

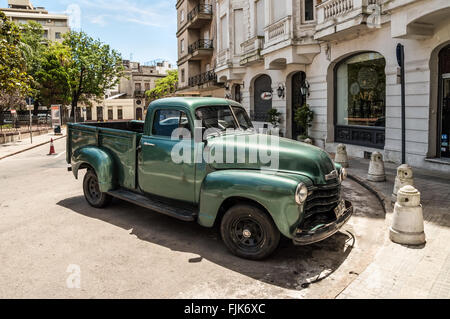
187 4 213 29
240 36 265 66
188 39 214 59
315 0 380 41
216 49 230 68
188 70 217 87
264 16 293 50
134 90 146 97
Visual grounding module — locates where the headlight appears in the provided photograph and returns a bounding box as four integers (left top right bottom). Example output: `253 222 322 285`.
295 183 308 205
340 168 347 181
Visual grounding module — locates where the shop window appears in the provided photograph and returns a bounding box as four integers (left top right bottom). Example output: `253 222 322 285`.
335 52 386 148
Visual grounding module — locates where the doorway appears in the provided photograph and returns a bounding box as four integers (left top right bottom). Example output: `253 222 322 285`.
253 75 272 122
136 108 143 121
291 71 306 139
439 45 450 158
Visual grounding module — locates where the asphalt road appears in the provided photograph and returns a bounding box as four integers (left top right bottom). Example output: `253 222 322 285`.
0 138 386 298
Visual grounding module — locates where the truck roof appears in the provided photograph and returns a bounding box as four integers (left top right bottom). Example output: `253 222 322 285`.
148 97 242 113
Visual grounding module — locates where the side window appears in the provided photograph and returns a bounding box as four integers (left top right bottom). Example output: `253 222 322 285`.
152 109 191 138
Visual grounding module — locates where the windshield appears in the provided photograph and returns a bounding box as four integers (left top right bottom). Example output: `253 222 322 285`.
195 105 253 134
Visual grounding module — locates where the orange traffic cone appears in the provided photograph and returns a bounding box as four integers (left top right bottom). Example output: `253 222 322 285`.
48 138 56 155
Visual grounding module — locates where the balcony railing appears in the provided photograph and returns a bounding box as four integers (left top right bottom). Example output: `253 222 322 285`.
187 4 213 22
188 70 217 87
240 36 265 66
134 90 146 97
264 16 293 49
188 39 214 54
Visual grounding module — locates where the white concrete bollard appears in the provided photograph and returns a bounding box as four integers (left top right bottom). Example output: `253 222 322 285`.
392 164 414 202
389 185 426 245
367 152 386 182
304 138 313 145
334 144 349 168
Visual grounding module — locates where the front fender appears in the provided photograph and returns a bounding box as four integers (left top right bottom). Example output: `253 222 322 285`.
198 170 313 238
72 146 116 192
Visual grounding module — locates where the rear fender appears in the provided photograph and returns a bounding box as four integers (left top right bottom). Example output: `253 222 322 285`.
72 146 116 192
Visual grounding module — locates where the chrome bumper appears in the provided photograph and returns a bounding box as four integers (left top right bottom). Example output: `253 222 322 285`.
293 200 353 246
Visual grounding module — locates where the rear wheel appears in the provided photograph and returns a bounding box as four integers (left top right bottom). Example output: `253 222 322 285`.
220 204 280 260
83 170 112 208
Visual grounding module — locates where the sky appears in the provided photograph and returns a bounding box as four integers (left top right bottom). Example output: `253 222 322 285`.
2 0 178 66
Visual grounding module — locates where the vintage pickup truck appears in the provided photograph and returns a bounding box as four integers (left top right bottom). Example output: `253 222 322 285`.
67 97 352 260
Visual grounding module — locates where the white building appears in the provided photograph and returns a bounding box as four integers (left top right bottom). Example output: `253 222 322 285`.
215 0 450 173
1 0 70 42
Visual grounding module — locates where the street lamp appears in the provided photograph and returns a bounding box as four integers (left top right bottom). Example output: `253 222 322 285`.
301 80 310 97
277 84 285 99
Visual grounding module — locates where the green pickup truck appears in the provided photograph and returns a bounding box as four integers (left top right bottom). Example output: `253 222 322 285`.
67 97 352 260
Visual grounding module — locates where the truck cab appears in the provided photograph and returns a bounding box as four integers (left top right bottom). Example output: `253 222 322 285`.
67 97 353 260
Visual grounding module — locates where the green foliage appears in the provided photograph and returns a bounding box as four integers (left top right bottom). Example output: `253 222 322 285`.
294 103 314 138
267 108 282 127
0 10 32 108
146 70 178 101
63 31 124 113
35 43 72 106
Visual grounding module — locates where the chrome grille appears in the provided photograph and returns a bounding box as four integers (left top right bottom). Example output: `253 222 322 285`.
304 182 341 219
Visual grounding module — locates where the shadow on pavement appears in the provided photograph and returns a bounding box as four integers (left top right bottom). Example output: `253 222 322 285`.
58 195 355 291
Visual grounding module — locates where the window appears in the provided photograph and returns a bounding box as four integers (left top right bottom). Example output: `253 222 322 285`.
220 15 228 50
86 108 92 121
118 108 123 120
145 82 150 91
180 10 185 23
234 9 244 55
180 39 185 53
152 110 191 137
336 52 386 127
55 20 66 27
108 108 113 120
304 0 315 21
97 107 103 121
181 69 185 83
55 32 61 40
43 30 48 39
255 0 265 36
272 0 286 23
195 106 237 132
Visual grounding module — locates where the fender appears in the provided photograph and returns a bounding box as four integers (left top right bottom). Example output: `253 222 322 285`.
197 170 313 238
71 146 116 192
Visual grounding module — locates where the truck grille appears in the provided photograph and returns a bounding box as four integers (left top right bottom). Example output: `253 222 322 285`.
304 182 341 220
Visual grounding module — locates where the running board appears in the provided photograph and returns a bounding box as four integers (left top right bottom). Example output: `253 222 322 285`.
107 189 196 222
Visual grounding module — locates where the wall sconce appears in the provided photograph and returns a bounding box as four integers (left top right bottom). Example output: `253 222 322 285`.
301 80 310 97
277 84 285 99
224 83 230 91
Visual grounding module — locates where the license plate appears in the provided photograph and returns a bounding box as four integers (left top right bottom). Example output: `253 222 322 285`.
334 200 346 219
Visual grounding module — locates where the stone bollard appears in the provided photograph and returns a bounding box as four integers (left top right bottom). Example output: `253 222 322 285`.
389 185 426 245
304 138 313 145
392 164 414 203
334 144 349 168
367 151 386 182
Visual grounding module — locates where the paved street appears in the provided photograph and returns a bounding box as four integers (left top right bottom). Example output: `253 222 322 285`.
0 137 386 298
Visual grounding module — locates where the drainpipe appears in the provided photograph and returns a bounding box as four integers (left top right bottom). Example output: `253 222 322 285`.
397 43 406 164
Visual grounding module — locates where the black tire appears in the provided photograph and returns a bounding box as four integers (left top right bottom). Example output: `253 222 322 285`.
83 170 112 208
220 204 280 260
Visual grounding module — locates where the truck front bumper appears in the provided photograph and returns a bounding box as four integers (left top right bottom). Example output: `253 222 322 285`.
293 200 353 246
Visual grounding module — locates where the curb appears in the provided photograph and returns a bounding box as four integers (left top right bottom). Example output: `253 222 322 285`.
348 173 392 216
0 135 67 161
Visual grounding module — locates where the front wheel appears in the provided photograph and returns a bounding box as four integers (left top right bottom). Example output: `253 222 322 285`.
220 204 280 260
83 170 112 208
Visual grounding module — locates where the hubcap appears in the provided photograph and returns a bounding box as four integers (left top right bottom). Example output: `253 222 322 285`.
230 217 265 251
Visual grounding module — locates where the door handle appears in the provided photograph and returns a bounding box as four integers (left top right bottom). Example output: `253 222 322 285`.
143 142 155 147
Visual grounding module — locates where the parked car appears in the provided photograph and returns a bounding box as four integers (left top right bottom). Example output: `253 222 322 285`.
66 98 352 260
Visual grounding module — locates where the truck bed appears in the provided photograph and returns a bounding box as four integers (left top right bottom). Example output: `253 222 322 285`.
67 121 144 190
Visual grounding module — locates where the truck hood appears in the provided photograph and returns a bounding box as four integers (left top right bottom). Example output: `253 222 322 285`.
205 133 337 185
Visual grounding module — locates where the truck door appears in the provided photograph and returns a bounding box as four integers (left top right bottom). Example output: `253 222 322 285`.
138 108 196 203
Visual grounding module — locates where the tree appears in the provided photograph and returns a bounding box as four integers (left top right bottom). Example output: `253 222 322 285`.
35 43 72 106
0 10 32 111
63 31 124 117
146 70 178 102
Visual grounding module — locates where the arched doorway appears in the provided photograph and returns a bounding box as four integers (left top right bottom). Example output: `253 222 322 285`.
438 44 450 158
291 71 306 139
253 75 272 122
136 108 143 121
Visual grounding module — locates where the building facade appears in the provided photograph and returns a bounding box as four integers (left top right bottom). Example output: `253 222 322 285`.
1 0 70 42
213 0 450 173
176 0 225 97
82 60 175 122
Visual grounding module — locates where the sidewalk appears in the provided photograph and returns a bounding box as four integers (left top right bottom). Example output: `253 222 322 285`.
339 157 450 299
0 128 66 160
